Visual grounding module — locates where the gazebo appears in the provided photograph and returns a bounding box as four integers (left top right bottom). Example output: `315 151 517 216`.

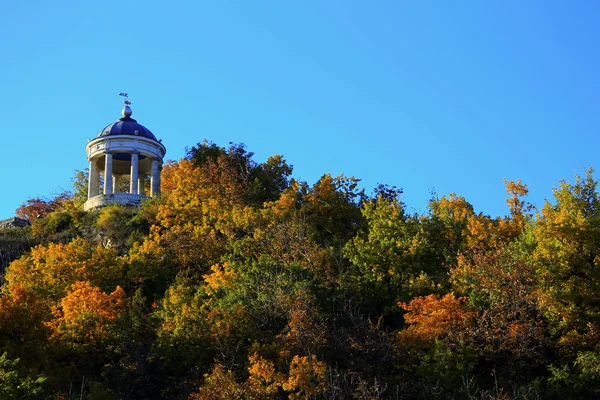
84 96 166 211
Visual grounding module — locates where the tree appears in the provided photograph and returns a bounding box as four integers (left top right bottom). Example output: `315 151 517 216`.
0 352 46 400
0 284 49 371
4 238 124 304
46 281 125 349
154 278 214 397
301 173 364 248
533 168 600 335
532 168 600 396
451 244 547 392
190 353 327 400
398 293 470 348
342 196 423 319
156 158 245 270
70 169 89 211
15 192 71 222
185 140 293 206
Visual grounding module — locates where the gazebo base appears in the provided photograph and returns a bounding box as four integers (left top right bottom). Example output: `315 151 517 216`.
84 193 149 211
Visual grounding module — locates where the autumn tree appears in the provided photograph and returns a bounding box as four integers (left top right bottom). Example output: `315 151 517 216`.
532 168 600 396
4 238 125 304
301 173 364 248
15 194 66 222
154 277 215 397
397 293 475 394
43 281 126 396
463 180 533 253
155 158 246 270
533 168 600 334
343 196 426 321
46 281 125 350
451 243 548 393
186 141 293 206
0 285 50 372
190 353 327 400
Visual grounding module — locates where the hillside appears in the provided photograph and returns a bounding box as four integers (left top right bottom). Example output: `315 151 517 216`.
1 140 599 399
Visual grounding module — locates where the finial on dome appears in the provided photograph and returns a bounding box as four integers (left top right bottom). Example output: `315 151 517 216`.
119 92 132 118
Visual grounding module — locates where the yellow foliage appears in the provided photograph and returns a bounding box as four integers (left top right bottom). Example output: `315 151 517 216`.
203 263 238 295
156 283 208 342
263 181 302 221
245 353 284 398
283 355 327 399
432 193 474 223
4 238 124 303
191 352 327 399
190 363 244 400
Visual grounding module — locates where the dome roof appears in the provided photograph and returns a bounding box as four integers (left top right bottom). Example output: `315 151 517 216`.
97 116 158 141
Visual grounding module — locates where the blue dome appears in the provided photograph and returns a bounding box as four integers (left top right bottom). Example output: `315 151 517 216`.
97 117 158 141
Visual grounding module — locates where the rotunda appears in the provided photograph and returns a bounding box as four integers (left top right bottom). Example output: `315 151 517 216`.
84 96 166 211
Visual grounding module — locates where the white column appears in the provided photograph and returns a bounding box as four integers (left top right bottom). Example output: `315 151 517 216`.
113 175 121 193
130 153 139 195
138 174 145 196
104 153 113 195
150 159 160 197
88 159 99 198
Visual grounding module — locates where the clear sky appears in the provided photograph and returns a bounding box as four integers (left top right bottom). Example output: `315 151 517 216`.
1 1 599 219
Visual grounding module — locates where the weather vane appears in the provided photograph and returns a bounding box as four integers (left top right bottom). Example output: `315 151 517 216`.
119 92 131 106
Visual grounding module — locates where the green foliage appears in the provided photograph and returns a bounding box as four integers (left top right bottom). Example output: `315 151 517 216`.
8 141 600 398
32 211 75 242
0 352 46 400
96 205 151 251
0 227 36 273
301 173 364 247
71 169 89 211
533 168 600 335
342 196 446 321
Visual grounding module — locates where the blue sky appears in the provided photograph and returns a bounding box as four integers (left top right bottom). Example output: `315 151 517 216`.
1 1 599 219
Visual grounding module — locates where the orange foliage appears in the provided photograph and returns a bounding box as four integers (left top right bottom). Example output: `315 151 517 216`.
277 289 326 356
46 281 125 344
15 192 72 222
0 284 49 350
399 293 471 346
